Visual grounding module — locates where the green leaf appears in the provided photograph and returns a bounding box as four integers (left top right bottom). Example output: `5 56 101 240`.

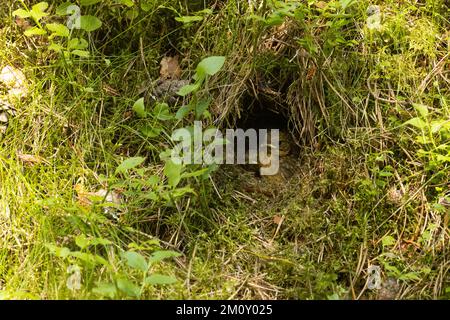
24 27 47 36
92 282 117 298
153 102 173 121
80 0 102 5
48 43 64 52
46 23 70 37
117 0 135 7
175 15 204 23
31 2 49 22
75 234 90 249
195 99 211 118
148 250 181 264
196 56 226 77
404 117 427 129
45 244 71 258
175 105 192 120
140 125 162 138
56 2 75 16
398 272 421 282
141 1 153 12
177 83 200 97
116 278 140 297
71 49 90 57
90 237 113 246
164 160 182 187
116 157 146 174
68 38 89 50
146 175 160 186
80 15 102 32
13 9 31 19
121 251 148 272
145 274 177 285
182 168 209 179
381 235 396 247
339 0 356 10
412 103 429 118
70 251 110 267
133 97 146 118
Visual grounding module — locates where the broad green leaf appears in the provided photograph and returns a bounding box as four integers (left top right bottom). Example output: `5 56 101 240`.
56 2 75 16
141 2 153 11
412 103 429 118
436 155 450 163
116 157 146 174
175 15 203 23
68 38 88 50
175 105 192 120
196 56 226 77
117 0 135 7
24 27 47 36
145 274 177 285
75 234 90 249
182 168 209 179
177 83 200 96
45 244 71 258
80 0 102 5
340 0 356 10
12 9 31 19
170 187 195 198
146 175 160 186
80 15 102 32
164 160 182 187
148 250 181 264
71 49 90 57
116 278 140 297
430 120 450 134
381 235 396 247
195 99 210 118
48 43 64 52
92 282 117 298
398 272 421 282
153 102 173 121
70 251 109 267
121 251 148 272
91 237 113 246
140 125 162 138
404 117 427 129
31 2 49 22
133 97 146 118
46 23 70 37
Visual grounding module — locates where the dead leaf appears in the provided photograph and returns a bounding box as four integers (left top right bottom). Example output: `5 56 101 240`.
160 56 182 80
306 66 317 80
17 153 50 166
273 215 284 225
102 83 120 96
315 1 328 9
15 18 31 30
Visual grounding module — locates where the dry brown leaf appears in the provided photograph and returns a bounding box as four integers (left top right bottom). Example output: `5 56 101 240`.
306 66 317 80
102 83 120 96
160 56 182 80
15 18 31 30
17 153 49 166
273 215 284 225
315 1 328 9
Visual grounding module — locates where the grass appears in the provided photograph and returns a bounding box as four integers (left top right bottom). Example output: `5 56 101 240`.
0 0 449 299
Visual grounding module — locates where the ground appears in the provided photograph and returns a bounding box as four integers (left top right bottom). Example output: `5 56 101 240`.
0 0 449 300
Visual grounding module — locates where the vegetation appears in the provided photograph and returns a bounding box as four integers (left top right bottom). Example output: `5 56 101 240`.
0 0 448 299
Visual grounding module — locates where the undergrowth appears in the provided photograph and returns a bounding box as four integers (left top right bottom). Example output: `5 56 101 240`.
0 0 448 299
